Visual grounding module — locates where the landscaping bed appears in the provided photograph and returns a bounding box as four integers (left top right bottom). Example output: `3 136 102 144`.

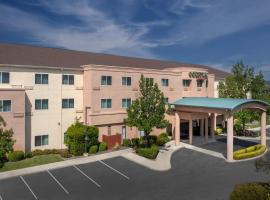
233 144 267 160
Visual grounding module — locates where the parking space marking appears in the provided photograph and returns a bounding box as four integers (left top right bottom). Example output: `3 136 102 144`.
98 160 130 180
73 165 101 188
20 176 38 200
47 170 69 195
0 194 3 200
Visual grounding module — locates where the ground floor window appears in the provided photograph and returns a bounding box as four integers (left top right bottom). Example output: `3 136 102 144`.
122 126 126 139
101 99 112 108
62 98 74 108
139 130 145 137
35 135 49 146
0 100 11 112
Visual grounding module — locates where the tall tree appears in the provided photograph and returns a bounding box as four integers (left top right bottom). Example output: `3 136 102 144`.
218 61 268 134
124 75 168 145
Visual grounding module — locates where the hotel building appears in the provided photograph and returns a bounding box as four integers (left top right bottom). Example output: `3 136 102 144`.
0 43 229 152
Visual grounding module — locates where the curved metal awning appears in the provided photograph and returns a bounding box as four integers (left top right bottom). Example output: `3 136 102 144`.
171 97 269 112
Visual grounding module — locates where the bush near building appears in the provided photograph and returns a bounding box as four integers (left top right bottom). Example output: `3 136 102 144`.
64 121 99 156
89 145 98 154
230 183 270 200
233 145 266 160
99 142 107 151
156 133 170 146
136 145 159 159
122 139 132 147
8 151 25 162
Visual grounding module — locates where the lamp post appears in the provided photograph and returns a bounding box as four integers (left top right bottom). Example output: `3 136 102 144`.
84 133 89 157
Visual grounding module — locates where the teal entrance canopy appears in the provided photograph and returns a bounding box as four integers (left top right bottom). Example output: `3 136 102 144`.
171 97 269 111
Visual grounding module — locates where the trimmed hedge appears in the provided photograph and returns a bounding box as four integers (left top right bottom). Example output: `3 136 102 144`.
157 133 170 146
89 145 98 154
122 139 131 147
99 142 107 151
215 127 223 135
136 145 159 159
8 151 25 162
233 145 266 160
31 149 72 158
230 183 270 200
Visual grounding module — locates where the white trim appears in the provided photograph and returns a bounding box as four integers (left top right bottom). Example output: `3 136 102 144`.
98 160 130 180
47 170 69 195
73 165 101 188
20 176 38 200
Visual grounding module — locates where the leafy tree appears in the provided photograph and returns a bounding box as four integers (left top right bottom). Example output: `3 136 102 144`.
218 61 269 134
0 117 15 168
124 75 168 146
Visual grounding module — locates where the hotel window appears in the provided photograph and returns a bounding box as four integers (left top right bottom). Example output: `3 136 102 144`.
62 98 74 109
35 135 49 146
183 79 191 87
0 72 10 84
161 79 169 87
101 76 112 85
0 100 11 112
35 73 48 84
122 98 131 108
101 99 112 108
122 77 131 86
164 97 169 104
197 80 204 87
62 74 74 85
35 99 49 110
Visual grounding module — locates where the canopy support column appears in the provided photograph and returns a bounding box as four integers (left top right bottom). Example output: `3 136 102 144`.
261 111 266 146
200 119 204 136
175 112 180 146
189 118 193 144
211 113 216 139
205 117 208 142
227 115 234 162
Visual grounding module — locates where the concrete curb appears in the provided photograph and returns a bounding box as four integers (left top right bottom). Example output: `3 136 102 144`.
0 148 133 180
122 141 184 171
247 125 270 132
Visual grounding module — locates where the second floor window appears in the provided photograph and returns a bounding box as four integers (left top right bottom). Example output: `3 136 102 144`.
101 99 112 108
35 99 49 110
183 79 191 87
197 80 204 87
35 73 48 84
62 98 74 109
122 77 131 86
101 76 112 85
62 75 74 85
0 100 11 112
0 72 10 84
122 98 131 108
161 79 169 87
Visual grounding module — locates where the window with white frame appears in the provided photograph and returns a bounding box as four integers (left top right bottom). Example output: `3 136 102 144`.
0 100 11 112
101 99 112 108
139 130 145 137
122 76 131 86
62 74 74 85
197 80 204 87
101 76 112 85
0 72 10 84
35 135 49 146
183 79 191 87
161 79 169 87
122 98 131 108
35 99 49 110
35 73 48 84
62 98 74 109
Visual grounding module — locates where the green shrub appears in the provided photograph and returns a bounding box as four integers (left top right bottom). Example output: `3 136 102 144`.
32 149 44 156
31 149 71 158
157 133 170 146
136 145 159 159
25 152 33 158
64 121 99 156
131 138 140 148
233 145 266 160
147 135 157 146
215 127 223 135
99 142 107 151
89 145 98 154
122 139 131 147
8 151 25 162
230 183 270 200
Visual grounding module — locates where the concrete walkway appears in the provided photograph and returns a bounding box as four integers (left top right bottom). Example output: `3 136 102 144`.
0 148 132 180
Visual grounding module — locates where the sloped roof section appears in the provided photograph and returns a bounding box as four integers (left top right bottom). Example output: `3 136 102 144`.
0 43 229 79
171 97 269 111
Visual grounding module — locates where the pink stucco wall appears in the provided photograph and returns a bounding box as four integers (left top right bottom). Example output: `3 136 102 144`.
0 89 25 151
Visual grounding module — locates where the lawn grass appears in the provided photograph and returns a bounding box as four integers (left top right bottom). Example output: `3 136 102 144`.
0 154 64 172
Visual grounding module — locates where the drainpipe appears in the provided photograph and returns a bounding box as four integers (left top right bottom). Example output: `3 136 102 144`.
60 68 63 149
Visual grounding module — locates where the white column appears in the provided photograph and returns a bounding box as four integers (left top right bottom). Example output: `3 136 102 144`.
205 117 208 142
261 111 266 146
189 118 193 144
227 114 234 162
211 113 216 139
175 112 180 146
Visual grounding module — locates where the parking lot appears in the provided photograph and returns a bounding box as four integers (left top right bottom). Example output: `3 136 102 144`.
0 148 269 200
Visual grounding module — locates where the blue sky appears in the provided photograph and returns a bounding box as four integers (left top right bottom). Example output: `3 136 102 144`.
0 0 270 80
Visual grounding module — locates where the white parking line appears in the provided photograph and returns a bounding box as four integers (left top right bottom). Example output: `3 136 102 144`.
98 160 130 180
73 165 101 188
47 170 69 195
20 176 38 200
0 194 3 200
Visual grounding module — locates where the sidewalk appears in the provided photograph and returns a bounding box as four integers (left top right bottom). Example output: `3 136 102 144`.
0 148 132 180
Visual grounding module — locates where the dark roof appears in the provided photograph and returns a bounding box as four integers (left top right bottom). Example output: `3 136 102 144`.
0 43 229 79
